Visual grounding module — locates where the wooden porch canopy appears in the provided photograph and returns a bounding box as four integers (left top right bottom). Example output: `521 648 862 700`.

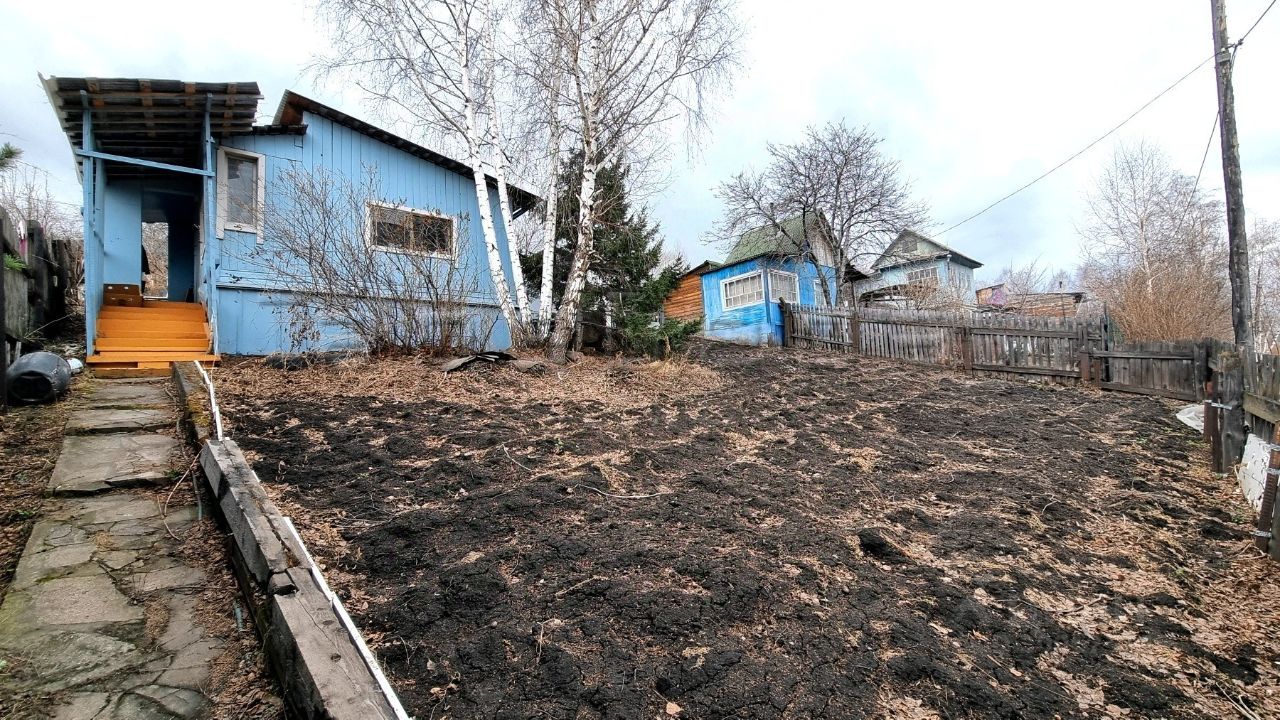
41 76 265 180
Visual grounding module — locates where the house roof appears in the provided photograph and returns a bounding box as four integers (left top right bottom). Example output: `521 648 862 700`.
724 212 829 265
681 259 722 277
42 75 264 179
873 229 983 271
274 91 540 215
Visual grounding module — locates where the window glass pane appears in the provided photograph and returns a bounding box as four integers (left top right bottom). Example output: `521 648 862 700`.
371 206 411 249
412 214 453 255
724 273 763 309
768 271 798 305
226 155 258 226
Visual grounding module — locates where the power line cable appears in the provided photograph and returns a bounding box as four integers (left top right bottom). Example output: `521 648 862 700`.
1238 0 1277 45
938 0 1277 238
935 53 1215 237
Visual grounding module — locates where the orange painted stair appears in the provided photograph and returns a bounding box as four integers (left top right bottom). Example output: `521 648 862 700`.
89 293 217 374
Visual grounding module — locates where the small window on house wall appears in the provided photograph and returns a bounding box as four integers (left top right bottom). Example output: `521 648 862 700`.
722 271 764 310
900 237 918 255
768 270 799 305
907 266 939 287
217 148 265 236
367 203 455 257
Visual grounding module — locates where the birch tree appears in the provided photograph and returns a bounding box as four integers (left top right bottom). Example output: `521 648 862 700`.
320 0 531 345
716 121 929 305
537 0 741 362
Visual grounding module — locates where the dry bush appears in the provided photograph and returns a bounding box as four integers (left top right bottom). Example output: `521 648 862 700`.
1079 140 1232 341
249 166 494 355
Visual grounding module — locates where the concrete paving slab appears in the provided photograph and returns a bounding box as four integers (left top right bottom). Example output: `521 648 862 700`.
49 434 178 495
84 382 170 408
66 408 172 435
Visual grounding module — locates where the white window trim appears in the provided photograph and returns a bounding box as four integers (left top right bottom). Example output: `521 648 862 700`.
720 270 764 311
216 147 266 239
364 200 458 260
767 269 799 304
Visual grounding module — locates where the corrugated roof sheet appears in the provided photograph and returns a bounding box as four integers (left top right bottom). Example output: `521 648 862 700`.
724 213 817 265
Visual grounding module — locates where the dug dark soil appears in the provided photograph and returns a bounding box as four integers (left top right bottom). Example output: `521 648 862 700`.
219 341 1280 719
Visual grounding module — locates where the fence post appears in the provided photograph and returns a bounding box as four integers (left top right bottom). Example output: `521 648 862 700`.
779 299 791 348
847 309 860 356
1219 350 1246 472
960 326 973 371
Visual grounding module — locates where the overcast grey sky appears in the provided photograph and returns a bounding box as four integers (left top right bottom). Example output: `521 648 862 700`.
2 0 1277 287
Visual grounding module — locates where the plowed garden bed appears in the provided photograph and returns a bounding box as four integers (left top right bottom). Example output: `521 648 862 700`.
218 340 1280 719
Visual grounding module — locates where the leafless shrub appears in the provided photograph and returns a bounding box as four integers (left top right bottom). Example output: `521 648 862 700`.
249 165 494 355
1078 140 1231 342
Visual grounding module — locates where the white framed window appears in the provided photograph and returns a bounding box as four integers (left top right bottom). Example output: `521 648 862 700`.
365 201 456 258
721 271 764 310
216 148 265 237
768 269 799 305
907 266 939 287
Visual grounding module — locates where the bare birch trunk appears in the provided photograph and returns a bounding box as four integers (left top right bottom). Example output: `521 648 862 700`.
547 148 597 362
459 25 524 345
482 0 531 327
537 70 564 340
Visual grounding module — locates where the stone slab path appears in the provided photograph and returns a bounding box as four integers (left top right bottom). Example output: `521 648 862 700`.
0 378 234 719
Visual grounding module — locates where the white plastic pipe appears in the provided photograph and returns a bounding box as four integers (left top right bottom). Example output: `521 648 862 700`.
193 361 224 440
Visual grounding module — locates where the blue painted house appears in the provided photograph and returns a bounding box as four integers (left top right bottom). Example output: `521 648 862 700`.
853 229 983 306
43 76 536 372
701 213 838 346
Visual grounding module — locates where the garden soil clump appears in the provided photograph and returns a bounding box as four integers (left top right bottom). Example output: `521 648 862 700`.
218 341 1280 719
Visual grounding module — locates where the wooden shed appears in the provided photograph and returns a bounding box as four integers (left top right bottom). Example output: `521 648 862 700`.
663 260 719 322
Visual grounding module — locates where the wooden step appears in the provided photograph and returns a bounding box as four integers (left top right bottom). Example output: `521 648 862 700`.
87 352 221 365
99 306 206 319
96 337 211 351
93 367 173 379
98 318 208 333
97 328 209 340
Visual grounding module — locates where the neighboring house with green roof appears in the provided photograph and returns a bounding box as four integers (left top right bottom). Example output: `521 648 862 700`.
854 229 983 305
697 212 838 345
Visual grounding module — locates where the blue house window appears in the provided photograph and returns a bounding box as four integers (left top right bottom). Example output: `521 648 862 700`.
366 202 455 258
767 270 798 305
722 271 763 310
217 148 266 237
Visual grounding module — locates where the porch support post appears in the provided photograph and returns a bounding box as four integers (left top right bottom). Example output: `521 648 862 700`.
202 94 219 353
80 91 97 355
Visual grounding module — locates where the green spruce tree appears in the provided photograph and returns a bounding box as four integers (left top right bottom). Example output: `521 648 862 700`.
522 151 699 356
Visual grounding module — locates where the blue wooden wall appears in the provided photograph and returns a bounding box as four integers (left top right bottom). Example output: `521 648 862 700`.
701 257 836 345
855 258 977 302
215 111 517 354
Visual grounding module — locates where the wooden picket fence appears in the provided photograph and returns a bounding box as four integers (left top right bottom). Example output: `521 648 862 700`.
782 302 1204 400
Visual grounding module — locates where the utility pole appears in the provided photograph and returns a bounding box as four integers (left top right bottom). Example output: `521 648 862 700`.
1210 0 1253 350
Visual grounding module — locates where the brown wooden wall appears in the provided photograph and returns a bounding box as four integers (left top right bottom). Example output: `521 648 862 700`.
663 274 704 322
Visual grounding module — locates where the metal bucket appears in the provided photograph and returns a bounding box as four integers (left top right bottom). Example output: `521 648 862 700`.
5 351 72 405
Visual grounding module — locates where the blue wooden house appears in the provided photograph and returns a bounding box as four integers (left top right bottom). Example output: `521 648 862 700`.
701 213 838 346
853 230 982 305
42 76 536 373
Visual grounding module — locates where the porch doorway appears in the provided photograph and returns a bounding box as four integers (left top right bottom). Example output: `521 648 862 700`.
141 186 199 303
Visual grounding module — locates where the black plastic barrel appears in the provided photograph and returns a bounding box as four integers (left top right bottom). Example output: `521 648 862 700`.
6 351 72 405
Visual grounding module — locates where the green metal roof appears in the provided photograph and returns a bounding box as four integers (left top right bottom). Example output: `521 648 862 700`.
724 213 814 265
